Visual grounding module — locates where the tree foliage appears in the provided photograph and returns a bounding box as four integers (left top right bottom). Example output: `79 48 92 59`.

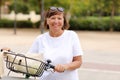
3 0 120 17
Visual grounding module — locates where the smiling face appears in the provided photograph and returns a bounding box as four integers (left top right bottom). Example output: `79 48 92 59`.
47 13 64 32
44 7 70 34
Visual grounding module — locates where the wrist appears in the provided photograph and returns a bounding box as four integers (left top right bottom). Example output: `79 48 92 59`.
64 64 69 71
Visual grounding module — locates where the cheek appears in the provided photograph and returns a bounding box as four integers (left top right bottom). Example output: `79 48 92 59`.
47 19 53 25
61 20 64 26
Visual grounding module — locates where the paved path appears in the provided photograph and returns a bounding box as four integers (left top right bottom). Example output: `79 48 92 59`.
0 28 120 80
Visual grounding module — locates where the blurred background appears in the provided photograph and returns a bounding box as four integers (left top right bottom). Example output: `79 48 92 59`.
0 0 120 32
0 0 120 80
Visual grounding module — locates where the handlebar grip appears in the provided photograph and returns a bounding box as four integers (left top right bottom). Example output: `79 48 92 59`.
46 59 55 69
49 64 55 69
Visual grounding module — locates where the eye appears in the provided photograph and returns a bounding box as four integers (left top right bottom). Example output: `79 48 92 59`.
58 17 63 20
58 17 62 20
50 16 56 20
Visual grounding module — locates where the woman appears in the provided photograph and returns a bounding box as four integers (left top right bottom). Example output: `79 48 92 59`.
28 6 83 80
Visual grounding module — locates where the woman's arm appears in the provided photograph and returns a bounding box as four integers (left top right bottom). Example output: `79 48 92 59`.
54 55 82 72
65 55 82 70
64 55 82 70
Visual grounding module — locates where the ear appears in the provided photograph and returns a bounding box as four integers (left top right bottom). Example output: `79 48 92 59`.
46 18 50 25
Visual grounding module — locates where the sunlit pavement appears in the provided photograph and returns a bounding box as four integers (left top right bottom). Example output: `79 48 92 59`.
0 28 120 80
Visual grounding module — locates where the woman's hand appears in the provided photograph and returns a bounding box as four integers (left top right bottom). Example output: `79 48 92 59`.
54 56 82 72
1 47 11 52
54 64 67 73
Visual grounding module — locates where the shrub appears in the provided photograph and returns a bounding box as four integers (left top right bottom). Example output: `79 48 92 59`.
0 19 33 28
69 16 120 31
0 19 14 28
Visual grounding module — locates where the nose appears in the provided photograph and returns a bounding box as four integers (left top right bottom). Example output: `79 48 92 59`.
54 19 59 24
54 19 58 22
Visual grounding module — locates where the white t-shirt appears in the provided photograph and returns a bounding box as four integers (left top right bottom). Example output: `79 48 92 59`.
28 30 83 80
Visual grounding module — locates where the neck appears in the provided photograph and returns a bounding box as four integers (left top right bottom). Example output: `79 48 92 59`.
49 30 64 37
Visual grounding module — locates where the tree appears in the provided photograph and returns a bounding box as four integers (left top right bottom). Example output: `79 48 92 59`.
103 0 120 31
0 0 2 19
81 0 120 31
109 0 120 31
9 0 29 14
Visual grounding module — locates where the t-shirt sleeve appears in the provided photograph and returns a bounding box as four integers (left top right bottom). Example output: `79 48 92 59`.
72 32 83 56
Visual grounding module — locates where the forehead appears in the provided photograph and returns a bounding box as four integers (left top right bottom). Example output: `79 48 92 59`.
46 10 64 18
49 13 64 18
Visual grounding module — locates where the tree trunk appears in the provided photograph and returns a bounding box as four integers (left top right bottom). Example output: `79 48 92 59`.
110 3 115 32
39 0 44 34
0 0 2 19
